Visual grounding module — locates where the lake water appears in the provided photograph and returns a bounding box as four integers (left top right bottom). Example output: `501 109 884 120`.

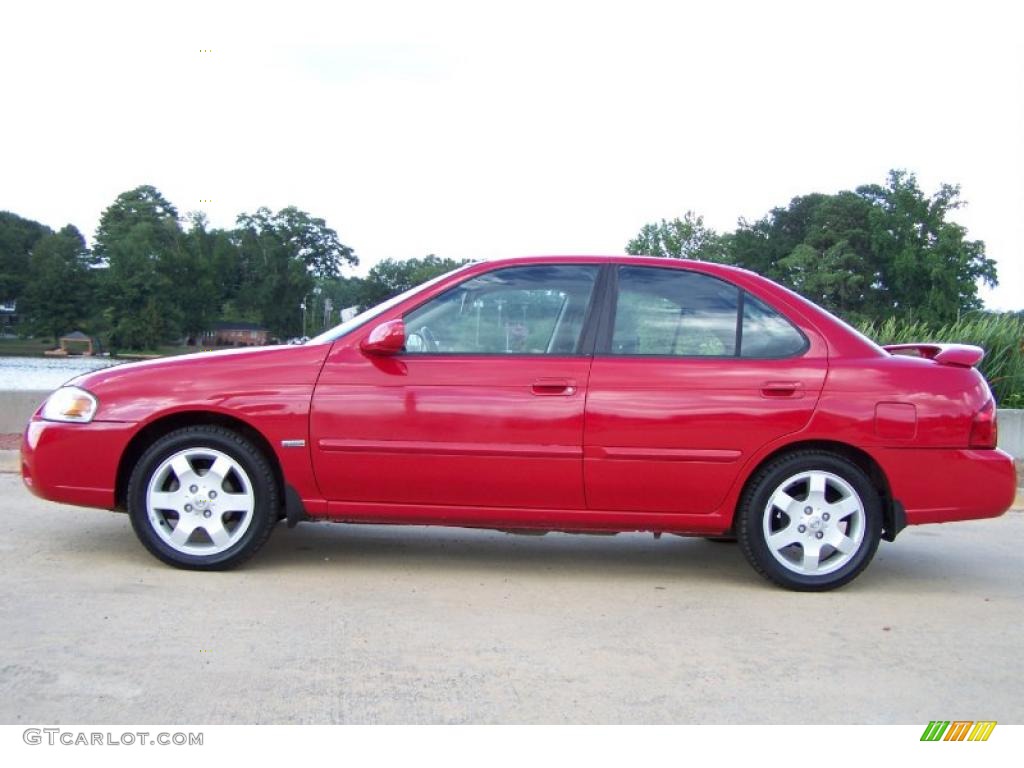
0 356 125 391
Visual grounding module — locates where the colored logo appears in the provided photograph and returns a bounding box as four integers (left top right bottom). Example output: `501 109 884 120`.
921 721 997 742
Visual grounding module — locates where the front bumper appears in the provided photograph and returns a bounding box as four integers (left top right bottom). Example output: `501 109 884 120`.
22 418 138 510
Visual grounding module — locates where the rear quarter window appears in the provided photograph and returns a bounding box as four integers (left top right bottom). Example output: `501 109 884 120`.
740 294 807 358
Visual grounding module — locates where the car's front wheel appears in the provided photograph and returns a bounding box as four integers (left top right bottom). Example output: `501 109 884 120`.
737 451 882 591
127 426 278 569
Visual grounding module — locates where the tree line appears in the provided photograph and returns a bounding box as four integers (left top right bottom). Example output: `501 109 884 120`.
0 186 467 350
626 169 998 325
0 170 1005 351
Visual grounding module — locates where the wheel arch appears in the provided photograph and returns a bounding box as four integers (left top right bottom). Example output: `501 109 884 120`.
733 439 904 541
114 410 285 512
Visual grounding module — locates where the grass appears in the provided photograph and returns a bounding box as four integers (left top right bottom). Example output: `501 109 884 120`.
111 345 210 359
0 337 56 356
0 337 239 360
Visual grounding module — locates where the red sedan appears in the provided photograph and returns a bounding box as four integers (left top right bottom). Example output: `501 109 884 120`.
21 256 1017 590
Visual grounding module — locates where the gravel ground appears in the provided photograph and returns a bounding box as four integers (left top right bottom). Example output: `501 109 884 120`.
0 472 1022 724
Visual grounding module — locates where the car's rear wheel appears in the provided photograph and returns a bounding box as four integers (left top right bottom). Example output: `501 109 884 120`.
737 451 882 591
127 426 278 570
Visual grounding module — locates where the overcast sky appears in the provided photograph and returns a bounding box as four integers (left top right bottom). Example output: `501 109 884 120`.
2 0 1021 308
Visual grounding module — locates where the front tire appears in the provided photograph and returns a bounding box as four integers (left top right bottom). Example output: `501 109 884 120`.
127 426 278 570
737 451 882 591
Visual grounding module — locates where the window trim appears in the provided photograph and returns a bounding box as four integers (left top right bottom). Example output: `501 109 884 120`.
595 264 809 360
396 263 610 358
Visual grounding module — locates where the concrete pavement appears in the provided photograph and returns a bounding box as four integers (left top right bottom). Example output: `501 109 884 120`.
0 472 1022 724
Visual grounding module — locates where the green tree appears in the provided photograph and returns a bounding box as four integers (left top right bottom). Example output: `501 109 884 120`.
727 193 830 282
20 225 94 341
722 171 996 324
179 212 236 343
0 211 51 305
234 207 358 338
93 185 179 265
771 192 875 318
359 254 470 307
94 185 185 349
855 170 996 323
626 211 728 262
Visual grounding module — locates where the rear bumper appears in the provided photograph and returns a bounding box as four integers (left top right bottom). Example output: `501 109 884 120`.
873 447 1017 525
21 418 137 509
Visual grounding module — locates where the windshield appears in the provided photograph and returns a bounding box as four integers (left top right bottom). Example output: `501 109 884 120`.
308 263 476 345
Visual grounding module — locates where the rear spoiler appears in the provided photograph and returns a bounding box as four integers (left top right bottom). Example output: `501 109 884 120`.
882 343 985 368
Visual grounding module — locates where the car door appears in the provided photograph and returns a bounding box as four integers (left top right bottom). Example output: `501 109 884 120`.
310 263 603 514
584 264 827 516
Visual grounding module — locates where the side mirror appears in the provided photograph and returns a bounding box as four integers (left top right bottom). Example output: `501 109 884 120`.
360 319 405 356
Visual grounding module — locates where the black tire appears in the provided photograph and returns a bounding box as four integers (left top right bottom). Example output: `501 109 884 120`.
737 450 882 591
127 425 279 570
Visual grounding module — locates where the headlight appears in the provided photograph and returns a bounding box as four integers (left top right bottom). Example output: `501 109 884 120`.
41 386 98 423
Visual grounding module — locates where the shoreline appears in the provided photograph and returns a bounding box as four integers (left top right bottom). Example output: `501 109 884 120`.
0 350 175 360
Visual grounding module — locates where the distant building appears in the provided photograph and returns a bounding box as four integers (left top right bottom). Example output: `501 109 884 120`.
0 299 17 334
201 322 270 347
46 331 96 356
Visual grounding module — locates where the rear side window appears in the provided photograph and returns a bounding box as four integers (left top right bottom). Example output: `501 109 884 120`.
608 266 807 358
611 267 739 356
741 294 807 358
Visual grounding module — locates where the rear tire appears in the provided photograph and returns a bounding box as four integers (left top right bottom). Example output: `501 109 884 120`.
127 425 278 570
737 451 882 591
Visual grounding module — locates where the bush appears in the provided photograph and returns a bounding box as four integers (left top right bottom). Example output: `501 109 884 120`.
857 314 1024 408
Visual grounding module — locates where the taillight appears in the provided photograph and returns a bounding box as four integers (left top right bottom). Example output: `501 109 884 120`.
968 399 997 449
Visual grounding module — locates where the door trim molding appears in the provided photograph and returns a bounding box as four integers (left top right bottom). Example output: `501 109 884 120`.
318 438 582 459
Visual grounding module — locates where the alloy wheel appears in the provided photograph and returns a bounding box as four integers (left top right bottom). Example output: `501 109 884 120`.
145 447 256 556
761 470 866 576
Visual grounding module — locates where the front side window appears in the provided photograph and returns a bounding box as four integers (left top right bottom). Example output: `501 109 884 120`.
403 265 599 355
611 267 740 356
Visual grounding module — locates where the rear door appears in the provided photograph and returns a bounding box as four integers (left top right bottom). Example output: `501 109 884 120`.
584 264 827 515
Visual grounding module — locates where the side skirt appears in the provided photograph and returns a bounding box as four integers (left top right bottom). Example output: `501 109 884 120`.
304 499 734 537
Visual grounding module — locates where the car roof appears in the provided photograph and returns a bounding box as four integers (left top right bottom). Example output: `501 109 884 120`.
475 253 755 277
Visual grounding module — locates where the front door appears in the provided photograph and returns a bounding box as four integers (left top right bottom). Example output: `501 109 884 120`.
311 263 602 512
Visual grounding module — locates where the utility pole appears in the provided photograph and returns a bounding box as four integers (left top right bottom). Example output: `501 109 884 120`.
312 286 323 333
